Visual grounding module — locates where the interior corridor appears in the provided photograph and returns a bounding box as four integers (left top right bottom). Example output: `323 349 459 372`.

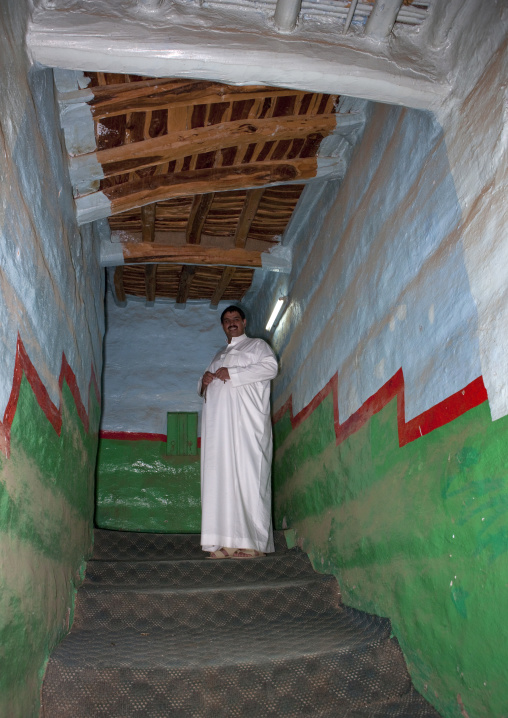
1 0 508 716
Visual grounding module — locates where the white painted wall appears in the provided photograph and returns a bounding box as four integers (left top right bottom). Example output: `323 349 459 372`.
0 0 104 425
245 6 508 424
246 103 483 423
441 39 508 420
101 294 237 434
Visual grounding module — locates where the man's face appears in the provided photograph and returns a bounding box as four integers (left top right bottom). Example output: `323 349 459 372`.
222 311 246 342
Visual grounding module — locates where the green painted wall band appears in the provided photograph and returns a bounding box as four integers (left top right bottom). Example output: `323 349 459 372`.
96 438 201 533
273 393 508 718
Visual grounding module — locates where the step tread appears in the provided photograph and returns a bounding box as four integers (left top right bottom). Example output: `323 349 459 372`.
42 610 417 717
49 607 393 668
85 550 317 588
82 573 336 594
92 529 287 561
73 575 341 631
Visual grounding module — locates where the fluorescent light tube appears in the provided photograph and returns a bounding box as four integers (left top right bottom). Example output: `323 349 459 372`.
265 297 286 331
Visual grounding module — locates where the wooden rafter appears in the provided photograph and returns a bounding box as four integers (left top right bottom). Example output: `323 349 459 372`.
141 204 157 302
122 243 267 269
113 266 126 303
78 157 325 221
210 267 237 309
175 266 197 306
145 265 157 303
71 113 336 180
210 188 265 307
79 79 317 120
141 204 156 242
186 194 215 244
234 189 265 248
71 74 340 303
175 193 214 306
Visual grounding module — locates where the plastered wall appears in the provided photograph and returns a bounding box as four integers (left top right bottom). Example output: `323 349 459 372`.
101 293 231 436
246 34 508 718
97 295 233 532
0 2 104 715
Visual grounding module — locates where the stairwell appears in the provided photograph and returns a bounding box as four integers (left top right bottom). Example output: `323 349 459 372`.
42 531 441 717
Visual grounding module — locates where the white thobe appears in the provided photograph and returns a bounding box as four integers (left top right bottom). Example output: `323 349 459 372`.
199 334 278 553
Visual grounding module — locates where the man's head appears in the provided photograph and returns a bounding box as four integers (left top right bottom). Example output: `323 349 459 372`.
221 306 246 343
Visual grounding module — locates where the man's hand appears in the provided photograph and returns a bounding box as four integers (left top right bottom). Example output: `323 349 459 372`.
215 367 230 382
202 371 216 388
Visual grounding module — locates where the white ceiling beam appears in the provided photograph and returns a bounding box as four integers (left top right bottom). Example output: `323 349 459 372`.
27 2 450 111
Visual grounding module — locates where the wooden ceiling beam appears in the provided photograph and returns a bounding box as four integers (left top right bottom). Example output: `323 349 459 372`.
121 242 271 269
234 188 265 248
186 193 215 244
141 204 157 303
175 266 197 307
106 157 319 213
69 79 310 120
145 264 157 304
141 204 156 242
77 156 333 223
210 267 237 309
206 188 264 307
113 266 126 304
70 113 336 181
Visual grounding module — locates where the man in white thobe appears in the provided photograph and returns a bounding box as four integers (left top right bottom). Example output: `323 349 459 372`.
199 306 278 559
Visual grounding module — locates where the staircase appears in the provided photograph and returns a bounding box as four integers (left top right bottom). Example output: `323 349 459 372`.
42 530 441 717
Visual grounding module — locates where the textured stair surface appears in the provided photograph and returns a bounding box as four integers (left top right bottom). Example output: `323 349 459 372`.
42 530 441 717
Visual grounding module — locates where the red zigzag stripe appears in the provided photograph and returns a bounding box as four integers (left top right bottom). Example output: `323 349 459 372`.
273 368 488 447
1 335 488 456
0 334 100 458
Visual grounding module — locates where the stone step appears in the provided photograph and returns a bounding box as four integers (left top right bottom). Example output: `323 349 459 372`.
73 574 341 631
42 529 442 717
92 529 287 561
84 550 318 588
42 608 415 718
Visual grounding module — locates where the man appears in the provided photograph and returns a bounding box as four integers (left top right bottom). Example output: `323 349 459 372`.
199 306 278 559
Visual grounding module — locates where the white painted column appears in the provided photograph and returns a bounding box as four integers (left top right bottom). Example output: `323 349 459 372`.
274 0 303 33
365 0 404 40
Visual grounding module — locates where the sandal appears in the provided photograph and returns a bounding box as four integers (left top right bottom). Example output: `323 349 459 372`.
231 549 265 559
207 547 237 559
